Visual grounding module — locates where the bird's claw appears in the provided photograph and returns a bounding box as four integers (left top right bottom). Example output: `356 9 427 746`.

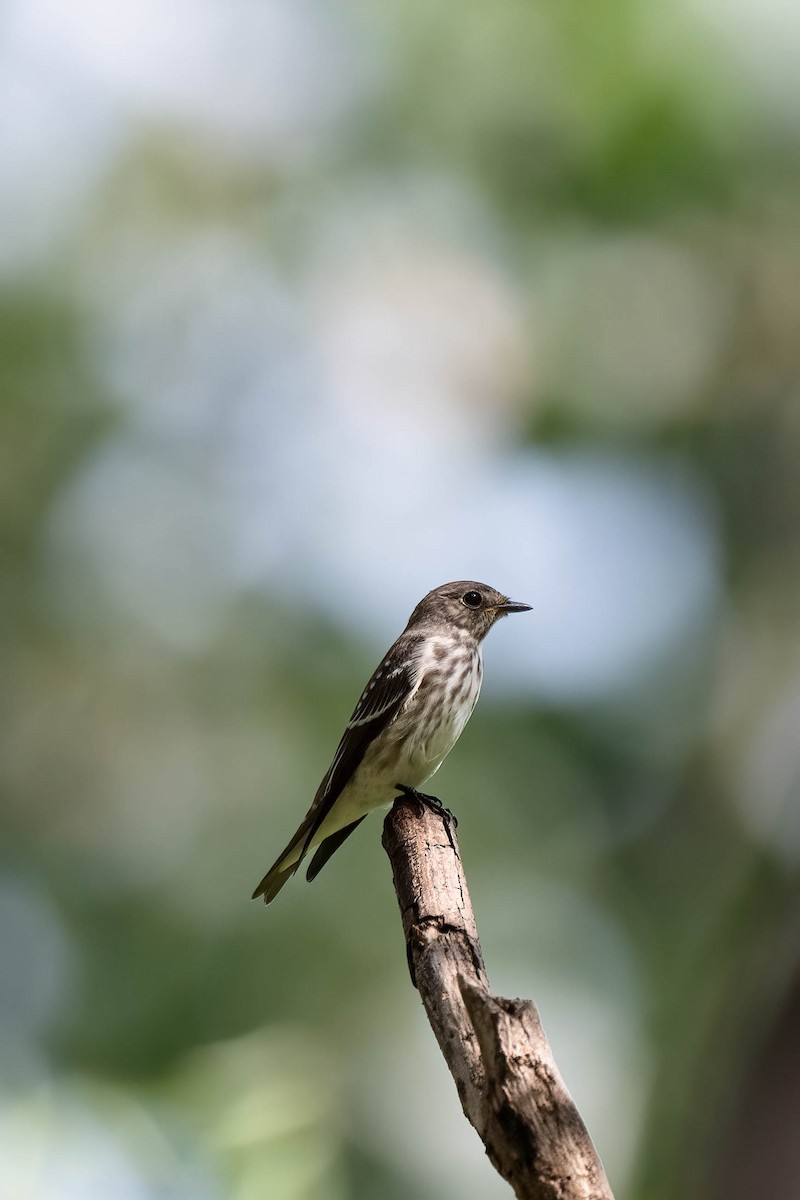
394 784 458 827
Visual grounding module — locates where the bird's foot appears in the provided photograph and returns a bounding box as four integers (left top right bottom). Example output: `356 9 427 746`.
394 784 458 827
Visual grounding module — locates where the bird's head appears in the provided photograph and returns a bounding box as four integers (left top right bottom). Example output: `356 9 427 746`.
407 581 531 642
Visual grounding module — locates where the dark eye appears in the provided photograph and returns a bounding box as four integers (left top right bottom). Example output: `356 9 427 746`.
462 590 482 609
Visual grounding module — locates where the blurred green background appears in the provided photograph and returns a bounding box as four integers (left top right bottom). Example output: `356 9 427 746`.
2 1 799 1197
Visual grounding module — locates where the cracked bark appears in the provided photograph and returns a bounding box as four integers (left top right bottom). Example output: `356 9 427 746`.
382 794 614 1200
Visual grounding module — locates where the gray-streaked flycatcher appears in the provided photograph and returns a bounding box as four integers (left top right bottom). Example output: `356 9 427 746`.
253 580 531 903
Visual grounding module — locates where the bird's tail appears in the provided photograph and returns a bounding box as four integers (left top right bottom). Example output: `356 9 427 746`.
251 813 315 904
251 860 298 903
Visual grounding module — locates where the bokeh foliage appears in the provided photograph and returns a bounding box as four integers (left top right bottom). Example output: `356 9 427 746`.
1 1 799 1197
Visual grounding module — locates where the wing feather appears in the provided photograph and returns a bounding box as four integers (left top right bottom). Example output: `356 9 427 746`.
305 817 366 881
253 637 421 900
322 659 411 796
301 642 418 854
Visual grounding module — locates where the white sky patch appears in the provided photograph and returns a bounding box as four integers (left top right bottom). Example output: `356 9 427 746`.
0 0 370 271
0 43 118 275
5 0 366 145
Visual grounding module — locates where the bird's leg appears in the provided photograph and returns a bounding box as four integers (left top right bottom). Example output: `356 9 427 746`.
395 784 458 828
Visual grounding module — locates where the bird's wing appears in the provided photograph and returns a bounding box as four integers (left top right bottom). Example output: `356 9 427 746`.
302 643 418 850
305 816 366 881
252 638 419 902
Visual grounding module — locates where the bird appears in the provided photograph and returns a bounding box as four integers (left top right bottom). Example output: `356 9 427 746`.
252 580 531 903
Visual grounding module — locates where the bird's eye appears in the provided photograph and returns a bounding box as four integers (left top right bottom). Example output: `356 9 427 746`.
462 590 482 609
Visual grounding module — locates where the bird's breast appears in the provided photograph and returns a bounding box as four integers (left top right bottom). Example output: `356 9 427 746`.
401 639 483 768
351 638 484 799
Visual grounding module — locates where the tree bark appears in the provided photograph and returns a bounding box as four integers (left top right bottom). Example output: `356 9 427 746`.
382 794 614 1200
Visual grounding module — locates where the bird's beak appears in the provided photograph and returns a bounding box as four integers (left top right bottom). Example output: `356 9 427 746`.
496 598 532 615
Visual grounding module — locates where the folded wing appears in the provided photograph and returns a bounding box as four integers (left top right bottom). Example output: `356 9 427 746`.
252 639 419 902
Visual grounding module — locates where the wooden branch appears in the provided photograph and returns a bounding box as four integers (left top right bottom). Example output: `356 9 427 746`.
382 795 614 1200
